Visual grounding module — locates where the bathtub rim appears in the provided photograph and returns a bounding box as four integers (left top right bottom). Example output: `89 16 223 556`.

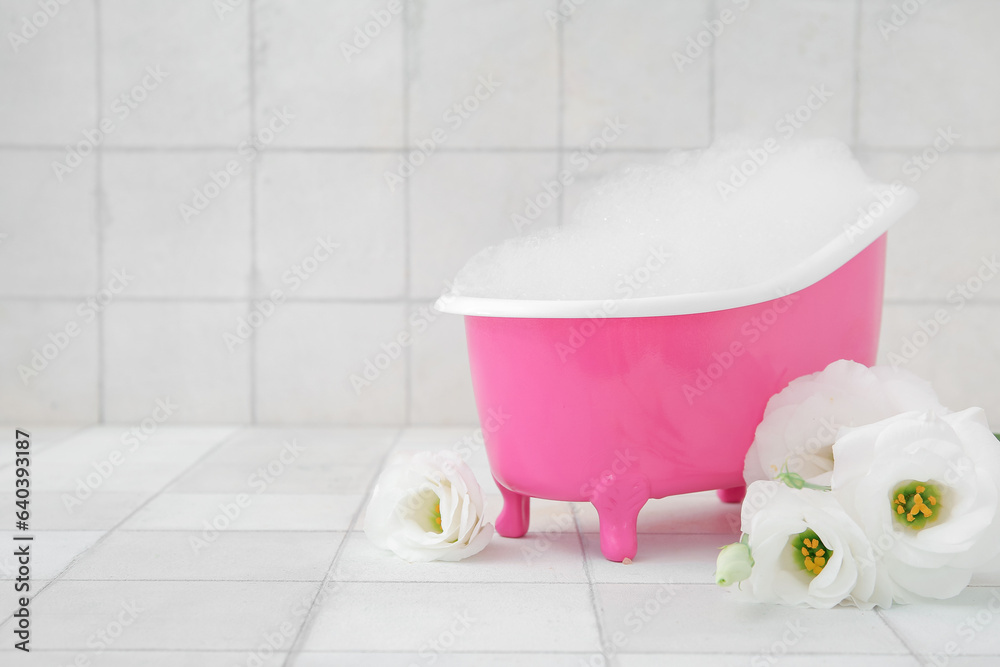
434 189 913 319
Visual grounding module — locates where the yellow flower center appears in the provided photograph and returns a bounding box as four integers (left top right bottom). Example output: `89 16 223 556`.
791 529 831 577
891 481 941 530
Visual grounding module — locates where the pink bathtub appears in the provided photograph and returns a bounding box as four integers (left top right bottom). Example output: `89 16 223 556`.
437 217 907 561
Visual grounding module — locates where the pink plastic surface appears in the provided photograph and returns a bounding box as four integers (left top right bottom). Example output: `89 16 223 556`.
463 235 887 561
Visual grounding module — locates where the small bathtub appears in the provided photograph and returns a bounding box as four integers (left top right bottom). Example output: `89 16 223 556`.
436 207 910 561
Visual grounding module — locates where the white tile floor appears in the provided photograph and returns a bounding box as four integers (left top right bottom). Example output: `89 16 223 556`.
2 426 999 666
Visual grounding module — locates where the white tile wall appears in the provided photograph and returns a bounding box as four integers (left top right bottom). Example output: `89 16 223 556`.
408 301 479 423
103 302 252 422
0 301 100 422
0 151 98 296
0 0 97 144
409 0 559 148
255 0 405 148
408 152 559 298
254 302 408 424
860 151 1000 301
1 0 998 425
255 152 406 299
858 0 1000 148
713 0 856 142
102 152 253 298
562 0 711 148
100 0 250 146
879 303 1000 420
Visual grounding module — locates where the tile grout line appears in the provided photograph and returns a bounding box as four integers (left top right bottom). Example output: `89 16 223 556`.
571 503 613 665
708 0 716 144
45 578 713 585
875 608 925 665
13 648 948 656
402 1 413 425
281 428 404 667
851 0 863 148
95 0 105 423
248 0 258 424
4 144 1000 153
12 648 957 656
0 427 247 626
555 6 565 228
53 578 343 584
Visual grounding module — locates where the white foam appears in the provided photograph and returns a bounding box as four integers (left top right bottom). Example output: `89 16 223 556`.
450 138 912 301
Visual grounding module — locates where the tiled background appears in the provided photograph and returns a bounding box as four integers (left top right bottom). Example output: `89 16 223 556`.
1 0 998 426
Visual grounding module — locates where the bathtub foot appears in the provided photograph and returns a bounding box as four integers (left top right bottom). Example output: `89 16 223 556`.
494 477 530 538
590 473 650 562
717 485 746 504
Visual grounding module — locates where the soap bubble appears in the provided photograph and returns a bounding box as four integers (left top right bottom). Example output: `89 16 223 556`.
451 138 910 301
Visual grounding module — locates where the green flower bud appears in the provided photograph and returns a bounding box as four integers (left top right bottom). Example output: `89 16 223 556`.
715 540 754 586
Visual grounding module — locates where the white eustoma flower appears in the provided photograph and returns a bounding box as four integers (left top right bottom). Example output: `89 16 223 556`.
744 360 946 486
364 450 494 562
832 408 1000 602
735 481 889 609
